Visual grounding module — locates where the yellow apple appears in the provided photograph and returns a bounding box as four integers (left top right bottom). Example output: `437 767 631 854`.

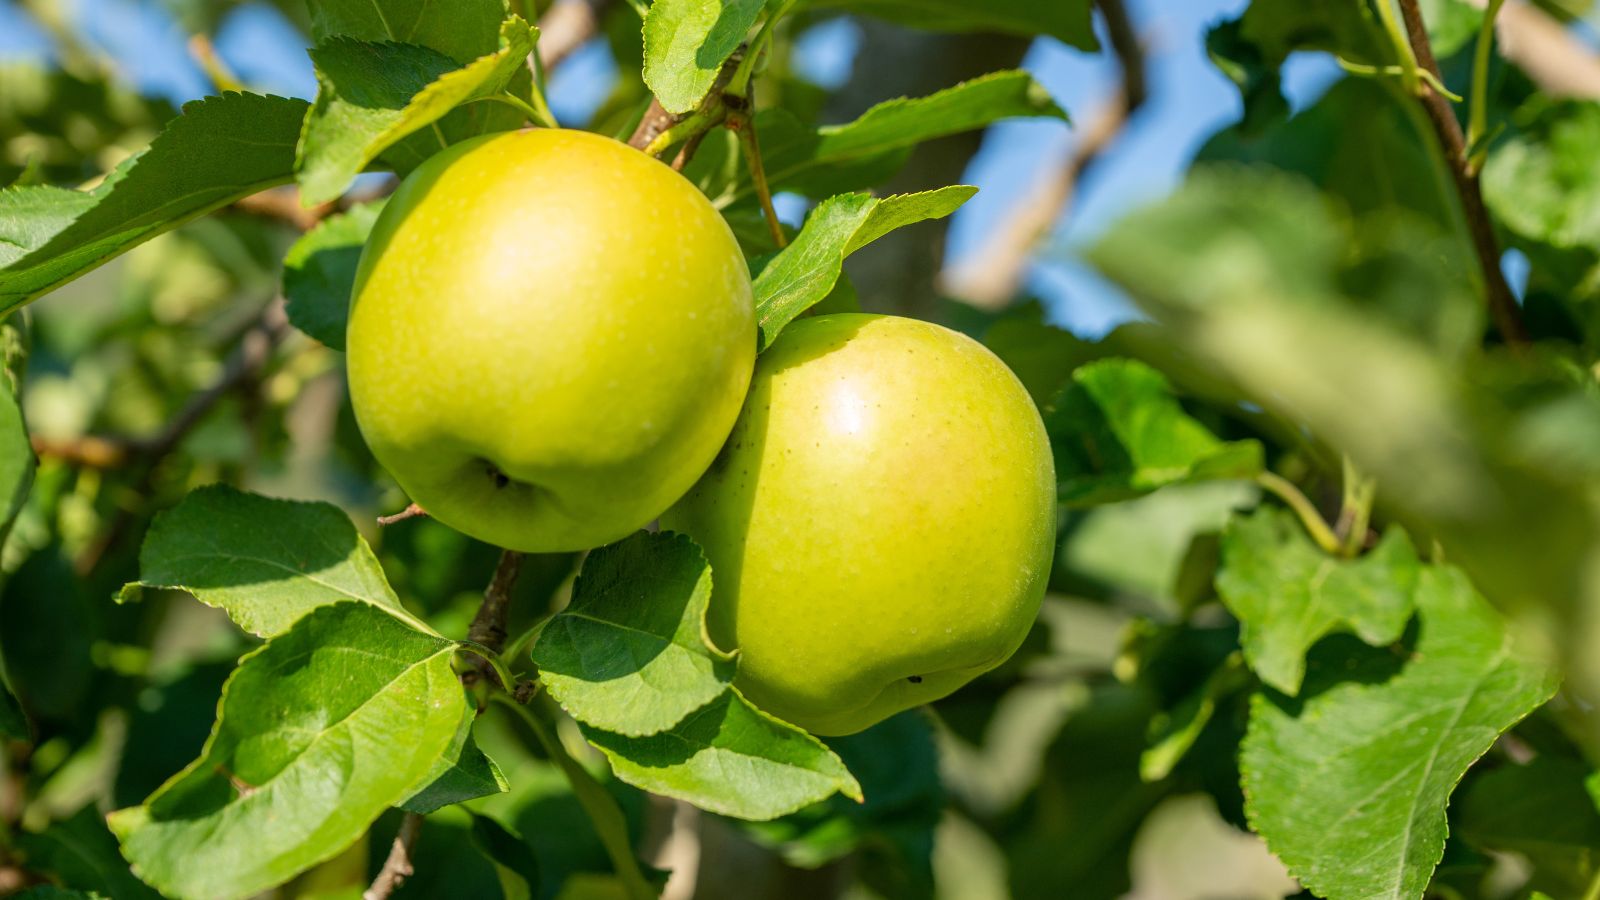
663 314 1056 735
347 129 755 552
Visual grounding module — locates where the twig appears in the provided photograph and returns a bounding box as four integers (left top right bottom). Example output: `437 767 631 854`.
629 98 685 151
75 300 291 574
1396 0 1529 347
377 503 428 526
462 549 526 688
940 0 1145 307
232 187 335 231
363 811 423 900
1496 0 1600 99
536 0 611 72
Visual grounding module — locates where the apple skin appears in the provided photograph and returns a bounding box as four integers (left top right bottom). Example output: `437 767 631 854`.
662 314 1056 735
347 129 755 552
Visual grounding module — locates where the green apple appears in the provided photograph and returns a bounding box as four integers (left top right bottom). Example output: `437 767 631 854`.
663 314 1056 735
347 129 755 552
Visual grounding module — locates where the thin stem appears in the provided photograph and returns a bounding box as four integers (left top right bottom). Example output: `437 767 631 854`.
724 2 793 102
1337 456 1377 556
364 811 423 900
457 642 517 693
377 502 427 526
730 111 786 248
1467 0 1508 173
642 110 719 158
1374 0 1422 93
492 695 655 900
477 93 557 129
503 615 554 666
1255 472 1344 556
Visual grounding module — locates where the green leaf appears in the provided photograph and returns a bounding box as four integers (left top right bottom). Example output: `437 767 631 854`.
306 0 506 64
0 671 24 741
1456 755 1600 898
532 531 734 737
752 186 975 349
643 0 767 115
687 70 1064 207
1217 506 1420 695
0 93 308 311
118 484 426 639
297 19 538 205
1240 566 1558 900
0 314 33 552
1047 358 1263 506
1483 100 1600 255
807 0 1096 49
400 731 508 815
582 689 862 821
1140 652 1247 782
282 199 386 350
110 602 469 900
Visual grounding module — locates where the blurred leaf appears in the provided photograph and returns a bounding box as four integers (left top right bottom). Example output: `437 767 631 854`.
469 812 542 900
1217 506 1420 695
16 806 161 899
114 660 236 808
643 0 767 114
582 689 862 821
1456 755 1600 897
978 302 1102 407
1483 100 1600 254
401 730 508 815
297 18 539 205
1236 0 1390 68
0 313 33 545
12 889 107 899
282 199 387 350
807 0 1096 49
688 70 1064 206
1140 652 1247 782
306 0 505 63
119 484 427 638
0 670 24 740
1241 566 1557 900
0 93 308 311
1047 358 1263 506
745 711 942 892
0 548 97 722
533 531 733 737
1419 0 1485 58
110 602 470 900
753 186 975 349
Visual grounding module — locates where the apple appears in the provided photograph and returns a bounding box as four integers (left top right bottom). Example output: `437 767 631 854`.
346 129 755 552
663 314 1056 735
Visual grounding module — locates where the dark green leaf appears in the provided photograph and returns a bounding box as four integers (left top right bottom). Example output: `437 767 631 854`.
0 312 32 556
753 186 974 349
297 19 539 205
400 731 508 815
1047 358 1262 506
118 484 427 638
1217 506 1420 695
1240 566 1558 900
282 200 387 350
110 602 470 900
1456 755 1600 898
0 93 308 311
532 531 734 737
1483 100 1600 255
582 689 862 821
16 807 160 900
306 0 505 64
469 812 542 899
644 0 767 114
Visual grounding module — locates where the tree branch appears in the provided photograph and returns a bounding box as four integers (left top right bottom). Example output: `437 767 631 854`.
1396 0 1529 347
940 0 1145 307
364 811 423 900
463 549 526 688
1496 0 1600 100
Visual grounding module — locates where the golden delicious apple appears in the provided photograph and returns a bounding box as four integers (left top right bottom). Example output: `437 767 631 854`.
664 314 1056 735
347 129 755 552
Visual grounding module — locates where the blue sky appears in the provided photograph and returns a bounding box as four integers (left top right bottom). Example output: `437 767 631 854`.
0 0 1342 335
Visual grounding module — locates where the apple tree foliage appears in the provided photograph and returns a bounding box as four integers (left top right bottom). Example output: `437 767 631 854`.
0 0 1598 898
